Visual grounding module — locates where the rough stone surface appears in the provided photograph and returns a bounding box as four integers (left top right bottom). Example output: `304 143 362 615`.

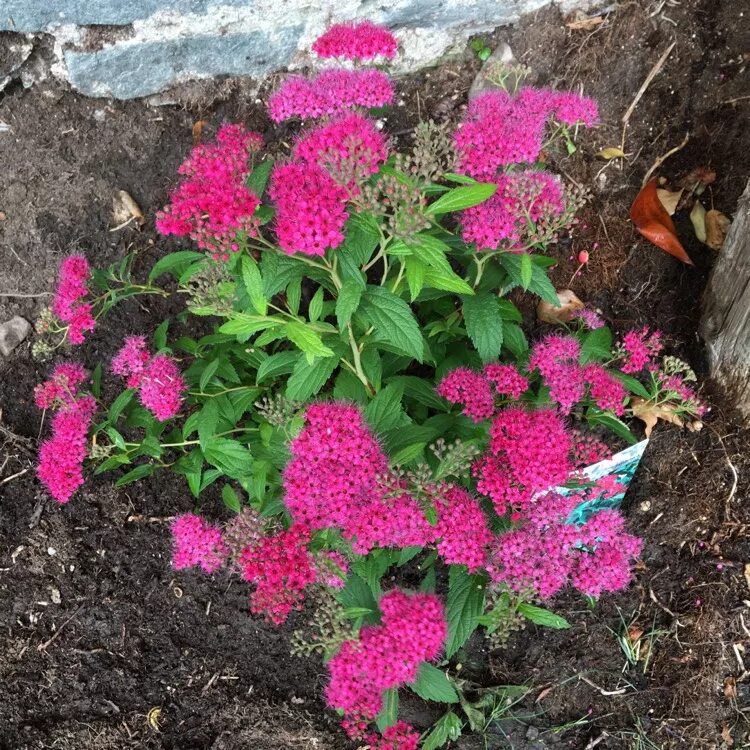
1 0 596 99
0 316 31 357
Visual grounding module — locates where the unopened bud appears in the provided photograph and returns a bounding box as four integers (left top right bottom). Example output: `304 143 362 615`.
578 250 590 264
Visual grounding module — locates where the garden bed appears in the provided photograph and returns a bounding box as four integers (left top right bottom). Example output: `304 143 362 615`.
1 2 749 749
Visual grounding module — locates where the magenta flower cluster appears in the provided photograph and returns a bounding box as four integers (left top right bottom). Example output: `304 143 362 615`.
619 327 663 373
326 589 446 726
112 336 186 421
36 364 95 504
171 513 229 574
311 21 398 60
156 124 263 260
52 255 96 344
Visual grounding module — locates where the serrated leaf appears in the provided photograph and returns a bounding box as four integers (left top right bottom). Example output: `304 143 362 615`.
427 183 497 215
612 371 652 400
502 323 528 357
115 463 155 486
462 292 504 362
148 251 204 283
580 327 613 363
336 280 363 331
153 319 169 351
221 484 242 513
197 399 219 448
203 438 252 480
359 286 425 362
446 566 486 658
410 663 459 704
364 383 406 433
218 314 278 339
587 409 638 445
405 257 426 301
520 253 533 290
199 359 220 392
423 266 475 295
241 255 267 316
286 355 338 401
284 320 335 361
246 158 274 196
256 350 299 383
422 712 463 750
108 389 136 423
376 688 399 732
308 286 324 322
518 603 570 629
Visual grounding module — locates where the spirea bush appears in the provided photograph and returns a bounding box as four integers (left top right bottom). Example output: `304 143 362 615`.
32 21 705 748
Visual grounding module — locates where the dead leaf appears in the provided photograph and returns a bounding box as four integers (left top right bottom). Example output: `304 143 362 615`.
627 626 644 644
656 187 684 216
535 685 554 703
721 724 734 747
111 190 145 229
565 12 605 30
678 166 716 191
597 147 626 160
147 706 162 732
705 209 731 250
724 676 737 700
744 563 750 592
192 119 208 145
630 178 693 265
631 397 685 437
537 289 585 324
690 201 707 243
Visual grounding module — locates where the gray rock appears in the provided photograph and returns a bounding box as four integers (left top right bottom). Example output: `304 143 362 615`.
0 316 31 356
468 41 518 99
0 33 33 92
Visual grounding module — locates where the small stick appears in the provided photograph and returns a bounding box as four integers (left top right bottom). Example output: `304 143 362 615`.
0 468 28 485
578 673 627 696
641 132 690 186
37 605 84 651
0 292 51 298
622 41 676 126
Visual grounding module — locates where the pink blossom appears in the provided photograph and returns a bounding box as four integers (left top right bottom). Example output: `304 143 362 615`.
657 373 706 416
528 334 585 413
364 722 420 750
293 112 388 193
34 363 88 409
436 367 495 422
583 364 626 415
240 524 317 624
460 171 565 251
52 255 96 344
573 308 605 329
312 21 398 61
268 69 395 123
435 485 492 572
314 551 350 589
156 123 263 260
111 335 150 388
138 354 186 421
551 92 599 127
171 513 229 574
620 327 662 374
37 395 96 504
570 430 611 467
269 161 349 256
483 363 529 399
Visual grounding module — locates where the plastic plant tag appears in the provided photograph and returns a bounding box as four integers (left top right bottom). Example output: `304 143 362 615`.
556 439 649 525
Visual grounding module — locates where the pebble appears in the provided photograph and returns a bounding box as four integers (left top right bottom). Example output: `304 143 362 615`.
0 316 31 356
50 587 61 604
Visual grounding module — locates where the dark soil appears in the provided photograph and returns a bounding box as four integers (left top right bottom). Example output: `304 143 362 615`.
1 1 749 748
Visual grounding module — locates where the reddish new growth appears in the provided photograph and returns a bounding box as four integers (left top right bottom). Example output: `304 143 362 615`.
112 337 186 421
312 21 398 61
268 69 395 123
620 327 663 374
240 524 317 625
36 369 96 504
293 112 389 194
270 161 349 256
52 255 96 344
460 171 565 251
171 513 229 574
436 367 495 422
326 590 446 728
434 485 492 572
475 407 572 515
487 492 642 599
156 124 263 260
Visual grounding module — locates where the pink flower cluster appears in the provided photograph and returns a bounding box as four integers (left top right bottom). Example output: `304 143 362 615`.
574 308 606 330
240 524 317 625
268 69 395 123
364 722 420 750
570 429 611 468
112 336 186 421
529 334 625 415
454 88 598 180
460 170 565 251
156 124 263 260
657 373 706 417
52 255 96 345
312 21 398 61
269 161 349 256
171 513 229 574
435 485 492 572
36 365 95 504
484 363 530 400
488 492 642 599
326 590 446 724
293 112 389 193
620 327 662 374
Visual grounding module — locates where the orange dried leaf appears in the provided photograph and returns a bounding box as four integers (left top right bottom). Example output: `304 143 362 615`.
705 209 731 251
537 289 585 324
631 397 685 437
192 119 208 145
630 178 693 265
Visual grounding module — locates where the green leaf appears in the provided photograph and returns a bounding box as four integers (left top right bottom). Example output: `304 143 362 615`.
497 299 523 322
427 183 497 215
286 277 301 315
502 323 528 358
364 383 406 433
108 389 136 423
359 286 425 362
500 253 559 304
446 566 486 658
256 351 299 383
410 663 459 704
199 359 220 392
115 463 155 486
342 212 381 265
612 370 652 400
284 320 335 361
197 399 219 448
462 292 504 363
246 158 274 196
405 257 426 301
390 442 426 465
336 280 363 331
422 712 463 750
423 266 475 296
444 172 478 185
286 355 338 401
587 410 638 445
203 438 252 480
520 252 533 290
388 375 448 411
580 327 613 364
219 314 278 339
517 603 571 629
241 256 267 316
153 319 169 351
334 369 369 403
308 286 324 322
376 688 399 732
337 574 378 614
221 485 242 513
148 251 204 283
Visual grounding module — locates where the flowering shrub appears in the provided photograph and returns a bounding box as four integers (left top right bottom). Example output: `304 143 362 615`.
30 22 706 749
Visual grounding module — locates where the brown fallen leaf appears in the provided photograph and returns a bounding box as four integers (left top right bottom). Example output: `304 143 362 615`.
656 187 684 216
744 563 750 592
537 289 585 324
705 209 731 250
565 12 605 30
630 178 693 265
721 724 734 747
192 119 208 145
597 146 626 160
690 201 707 243
111 190 145 229
724 676 737 700
631 397 685 437
627 625 644 645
